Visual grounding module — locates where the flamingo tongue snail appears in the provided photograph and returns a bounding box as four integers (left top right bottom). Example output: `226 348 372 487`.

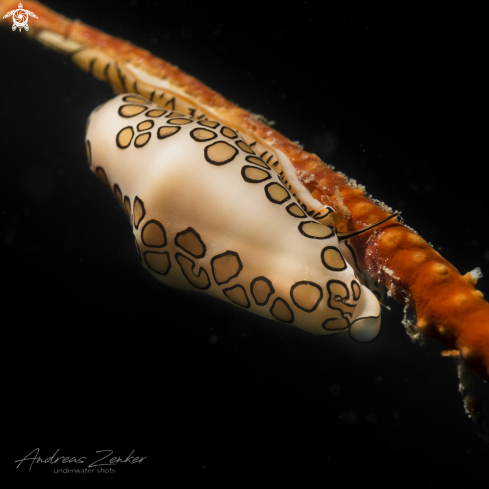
87 93 387 342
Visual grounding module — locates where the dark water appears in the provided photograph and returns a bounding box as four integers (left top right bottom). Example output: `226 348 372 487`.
4 0 488 481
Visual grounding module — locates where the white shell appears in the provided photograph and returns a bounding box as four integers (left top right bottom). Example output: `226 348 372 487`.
86 94 381 341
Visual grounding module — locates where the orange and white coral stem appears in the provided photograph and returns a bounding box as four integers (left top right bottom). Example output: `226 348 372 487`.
1 0 488 380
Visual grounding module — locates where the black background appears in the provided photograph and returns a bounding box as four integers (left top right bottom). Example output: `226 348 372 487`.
3 0 488 482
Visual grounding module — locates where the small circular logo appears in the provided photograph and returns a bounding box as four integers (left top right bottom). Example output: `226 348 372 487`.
2 3 38 32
